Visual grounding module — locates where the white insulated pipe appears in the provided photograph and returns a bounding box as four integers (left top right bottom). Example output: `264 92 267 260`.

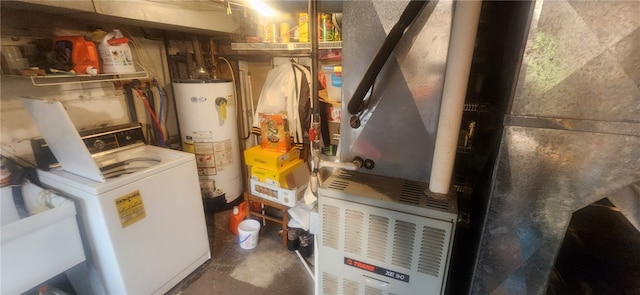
429 0 482 195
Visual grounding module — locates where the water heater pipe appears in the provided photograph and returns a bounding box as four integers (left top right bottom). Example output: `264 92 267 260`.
191 37 209 79
428 0 482 195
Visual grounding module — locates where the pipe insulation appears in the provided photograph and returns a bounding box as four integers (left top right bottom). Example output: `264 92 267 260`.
192 37 205 69
191 37 209 78
428 0 482 195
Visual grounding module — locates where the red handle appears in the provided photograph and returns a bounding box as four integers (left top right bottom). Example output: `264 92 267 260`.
107 37 129 45
309 127 319 141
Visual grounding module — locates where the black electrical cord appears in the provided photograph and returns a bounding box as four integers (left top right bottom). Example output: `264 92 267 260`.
4 157 40 219
347 0 431 117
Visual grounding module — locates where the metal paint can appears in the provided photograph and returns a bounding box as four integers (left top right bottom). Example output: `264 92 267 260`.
261 23 277 43
319 13 334 41
298 12 309 42
280 22 291 43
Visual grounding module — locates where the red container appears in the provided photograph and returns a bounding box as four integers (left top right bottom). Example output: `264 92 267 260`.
228 202 247 235
53 36 100 74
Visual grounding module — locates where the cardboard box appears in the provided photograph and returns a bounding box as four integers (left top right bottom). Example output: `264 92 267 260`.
250 159 309 189
328 122 340 145
243 145 300 170
250 178 308 207
259 113 291 152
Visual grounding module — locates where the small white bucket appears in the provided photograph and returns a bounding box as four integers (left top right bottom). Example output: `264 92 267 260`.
238 219 261 249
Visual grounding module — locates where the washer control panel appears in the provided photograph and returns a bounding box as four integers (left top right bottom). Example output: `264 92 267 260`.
32 123 146 170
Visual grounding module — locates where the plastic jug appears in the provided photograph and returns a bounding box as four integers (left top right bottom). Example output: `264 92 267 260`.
99 29 136 74
228 202 247 235
323 65 342 102
53 36 100 74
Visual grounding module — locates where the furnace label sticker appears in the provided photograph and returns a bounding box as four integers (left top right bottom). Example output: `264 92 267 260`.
344 257 410 283
115 190 146 228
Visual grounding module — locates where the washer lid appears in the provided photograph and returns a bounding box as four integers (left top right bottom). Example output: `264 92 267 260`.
21 98 105 183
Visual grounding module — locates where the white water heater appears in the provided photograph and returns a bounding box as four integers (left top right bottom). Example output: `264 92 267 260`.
173 79 242 203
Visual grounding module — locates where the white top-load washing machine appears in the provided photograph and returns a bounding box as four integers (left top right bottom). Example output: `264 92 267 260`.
22 98 210 295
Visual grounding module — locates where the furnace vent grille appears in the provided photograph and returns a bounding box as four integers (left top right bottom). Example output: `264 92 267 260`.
323 272 339 295
426 197 450 211
318 172 457 295
322 204 340 249
365 285 383 295
343 278 360 295
366 214 389 262
321 169 457 216
391 220 416 269
399 180 423 205
336 170 356 179
418 226 446 276
344 209 365 255
328 179 349 190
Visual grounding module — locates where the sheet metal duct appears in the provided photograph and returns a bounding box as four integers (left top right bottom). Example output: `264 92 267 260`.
471 0 640 293
339 0 454 182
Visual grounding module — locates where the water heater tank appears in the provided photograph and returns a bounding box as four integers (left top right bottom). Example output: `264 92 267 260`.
173 79 242 204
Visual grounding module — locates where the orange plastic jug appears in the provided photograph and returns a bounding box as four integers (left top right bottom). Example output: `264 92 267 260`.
53 36 100 74
228 202 247 235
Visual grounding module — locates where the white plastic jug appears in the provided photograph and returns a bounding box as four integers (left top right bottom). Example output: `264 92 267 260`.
99 29 136 74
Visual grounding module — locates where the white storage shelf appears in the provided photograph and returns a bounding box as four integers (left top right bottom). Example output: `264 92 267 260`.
231 41 342 51
1 183 86 294
26 71 149 86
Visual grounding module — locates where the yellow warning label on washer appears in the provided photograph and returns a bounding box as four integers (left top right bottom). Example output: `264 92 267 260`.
115 190 146 228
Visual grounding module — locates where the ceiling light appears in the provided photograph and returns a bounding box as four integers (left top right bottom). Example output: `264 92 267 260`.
248 0 276 17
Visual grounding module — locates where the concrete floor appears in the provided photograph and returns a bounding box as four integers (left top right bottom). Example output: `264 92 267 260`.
167 208 315 295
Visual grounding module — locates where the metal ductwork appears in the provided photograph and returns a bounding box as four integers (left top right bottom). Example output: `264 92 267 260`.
470 0 640 293
340 0 453 182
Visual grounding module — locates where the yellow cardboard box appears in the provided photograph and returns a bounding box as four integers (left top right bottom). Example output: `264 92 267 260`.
243 145 300 170
250 159 309 189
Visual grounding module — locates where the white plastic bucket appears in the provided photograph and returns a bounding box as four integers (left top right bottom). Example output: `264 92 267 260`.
238 219 261 249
